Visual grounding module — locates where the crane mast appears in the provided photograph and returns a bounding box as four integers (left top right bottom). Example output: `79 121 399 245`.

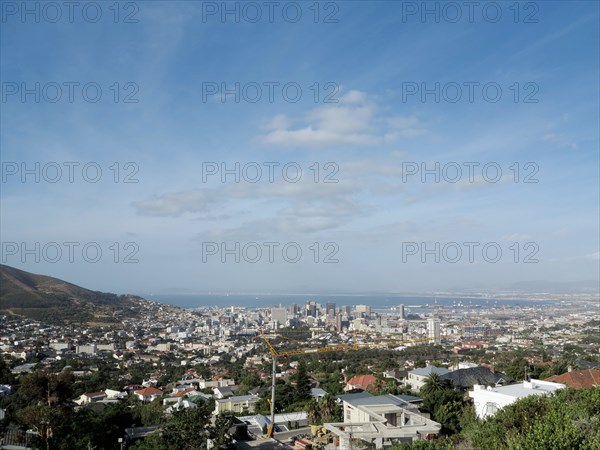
257 328 458 439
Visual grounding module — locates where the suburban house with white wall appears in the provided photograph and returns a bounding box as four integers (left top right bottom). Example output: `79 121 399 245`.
214 394 259 415
404 366 449 392
469 379 565 419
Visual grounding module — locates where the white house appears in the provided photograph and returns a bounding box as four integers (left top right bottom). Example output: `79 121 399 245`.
134 387 164 403
75 391 106 405
213 386 236 399
214 394 259 415
404 366 449 392
104 389 127 400
469 379 565 419
165 399 197 414
199 378 235 389
325 393 440 450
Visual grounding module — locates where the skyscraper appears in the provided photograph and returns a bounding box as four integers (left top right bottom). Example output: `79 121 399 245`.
427 318 441 344
306 301 317 317
326 302 336 315
355 304 371 318
399 304 405 319
335 313 343 332
271 307 287 326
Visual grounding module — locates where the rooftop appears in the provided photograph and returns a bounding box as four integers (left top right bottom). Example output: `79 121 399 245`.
342 393 421 407
545 369 600 389
409 365 450 377
216 394 258 403
472 379 565 399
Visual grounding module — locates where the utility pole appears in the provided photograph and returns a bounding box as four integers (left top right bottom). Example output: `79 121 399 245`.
268 355 276 438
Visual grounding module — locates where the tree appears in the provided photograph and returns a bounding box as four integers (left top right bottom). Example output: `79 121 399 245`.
138 399 166 426
306 394 342 426
17 370 73 407
435 400 464 434
17 404 56 450
306 399 321 425
390 439 454 449
421 373 452 397
292 362 311 404
131 433 165 450
422 389 463 422
161 403 213 450
211 412 236 448
322 370 344 395
319 393 342 423
0 357 15 385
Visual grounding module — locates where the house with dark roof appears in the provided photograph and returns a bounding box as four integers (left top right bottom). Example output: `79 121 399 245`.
574 359 600 370
545 369 600 389
440 367 510 392
213 385 237 399
384 369 408 383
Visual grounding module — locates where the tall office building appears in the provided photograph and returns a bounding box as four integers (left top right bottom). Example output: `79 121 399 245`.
355 304 371 318
271 307 287 326
428 318 441 344
335 313 343 332
306 301 317 317
326 302 336 315
290 303 298 315
399 304 405 319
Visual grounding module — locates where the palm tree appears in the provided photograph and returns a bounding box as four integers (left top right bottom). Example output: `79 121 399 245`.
319 394 341 422
421 372 452 396
306 398 321 425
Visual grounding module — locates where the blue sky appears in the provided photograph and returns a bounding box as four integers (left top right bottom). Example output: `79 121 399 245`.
1 1 598 294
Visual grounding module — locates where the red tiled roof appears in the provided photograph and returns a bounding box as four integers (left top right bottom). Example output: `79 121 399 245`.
173 388 196 397
545 369 600 389
346 374 377 391
135 387 163 396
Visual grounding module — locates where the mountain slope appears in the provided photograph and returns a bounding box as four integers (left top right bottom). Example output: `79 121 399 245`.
0 264 141 324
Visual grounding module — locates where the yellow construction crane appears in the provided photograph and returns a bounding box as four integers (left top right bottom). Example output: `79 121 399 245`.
257 328 460 438
258 328 361 438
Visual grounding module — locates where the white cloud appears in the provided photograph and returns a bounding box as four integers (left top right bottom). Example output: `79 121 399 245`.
260 91 428 148
542 133 578 150
133 191 216 217
342 89 369 104
263 114 292 131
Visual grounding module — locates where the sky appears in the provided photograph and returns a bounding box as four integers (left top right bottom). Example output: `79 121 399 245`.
1 1 599 295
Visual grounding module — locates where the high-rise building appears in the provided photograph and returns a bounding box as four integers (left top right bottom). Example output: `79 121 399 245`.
335 313 343 332
306 301 317 317
427 318 441 344
399 304 405 319
326 302 336 315
355 304 371 318
271 307 287 325
290 303 298 315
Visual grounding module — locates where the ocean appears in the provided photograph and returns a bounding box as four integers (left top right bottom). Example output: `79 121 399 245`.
144 293 552 310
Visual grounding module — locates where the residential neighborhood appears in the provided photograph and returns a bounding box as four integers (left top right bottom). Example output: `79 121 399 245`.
1 295 599 449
